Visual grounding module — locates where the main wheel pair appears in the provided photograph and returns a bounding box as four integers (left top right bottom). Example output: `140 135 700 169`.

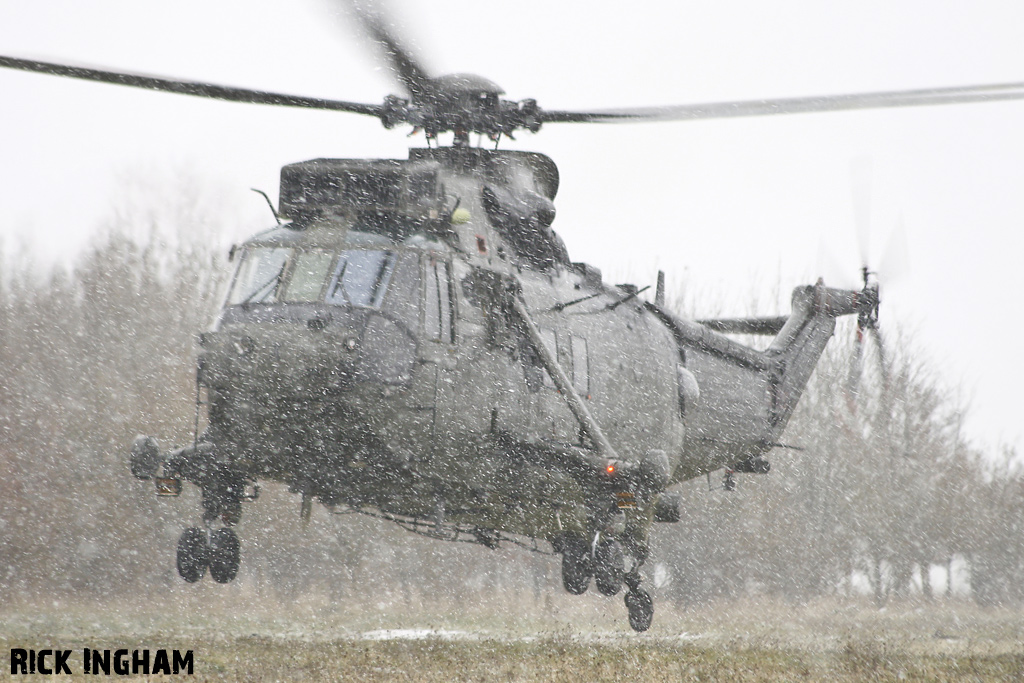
561 536 624 596
176 527 240 583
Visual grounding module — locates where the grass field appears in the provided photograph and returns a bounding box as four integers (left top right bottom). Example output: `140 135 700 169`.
3 591 1022 681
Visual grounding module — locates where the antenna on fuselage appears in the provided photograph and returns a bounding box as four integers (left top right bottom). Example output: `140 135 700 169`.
251 188 281 225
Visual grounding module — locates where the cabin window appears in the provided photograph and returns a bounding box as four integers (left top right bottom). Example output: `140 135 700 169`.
283 250 334 302
227 247 291 305
424 258 454 343
325 250 396 308
571 335 590 397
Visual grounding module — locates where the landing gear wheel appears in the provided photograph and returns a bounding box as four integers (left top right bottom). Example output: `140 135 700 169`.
561 536 593 595
208 527 240 584
625 588 654 632
594 539 625 596
176 527 208 583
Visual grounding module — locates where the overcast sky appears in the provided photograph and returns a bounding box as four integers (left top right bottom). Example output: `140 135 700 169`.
1 0 1022 455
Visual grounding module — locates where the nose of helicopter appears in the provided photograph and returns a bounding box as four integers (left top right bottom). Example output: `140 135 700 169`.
199 306 416 398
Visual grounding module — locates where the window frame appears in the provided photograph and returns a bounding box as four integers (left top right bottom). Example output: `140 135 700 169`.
423 254 456 344
571 334 590 398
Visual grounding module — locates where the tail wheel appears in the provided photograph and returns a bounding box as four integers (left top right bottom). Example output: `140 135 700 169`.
561 536 593 595
594 539 625 596
176 527 208 583
208 527 240 583
625 588 654 632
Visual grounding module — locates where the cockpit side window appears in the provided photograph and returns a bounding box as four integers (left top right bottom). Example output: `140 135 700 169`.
283 250 334 302
227 247 291 305
325 250 397 309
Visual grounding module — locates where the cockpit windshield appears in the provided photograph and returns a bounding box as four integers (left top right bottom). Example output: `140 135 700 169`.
227 247 291 305
325 250 396 308
227 247 398 309
283 251 334 302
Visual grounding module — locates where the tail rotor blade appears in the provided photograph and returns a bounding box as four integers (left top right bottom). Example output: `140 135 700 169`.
850 157 873 270
878 213 912 286
816 237 861 289
867 323 894 435
847 326 865 397
867 323 891 394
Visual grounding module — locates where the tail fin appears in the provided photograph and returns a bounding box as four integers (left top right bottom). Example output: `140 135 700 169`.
764 282 870 438
646 281 873 476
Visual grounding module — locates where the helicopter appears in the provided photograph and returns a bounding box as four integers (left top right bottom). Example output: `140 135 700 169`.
4 5 1024 633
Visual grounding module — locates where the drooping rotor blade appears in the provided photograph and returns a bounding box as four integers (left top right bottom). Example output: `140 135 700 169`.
0 55 384 117
345 3 433 97
539 80 1024 124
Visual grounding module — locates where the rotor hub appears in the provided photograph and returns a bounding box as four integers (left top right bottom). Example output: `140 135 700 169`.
380 74 542 143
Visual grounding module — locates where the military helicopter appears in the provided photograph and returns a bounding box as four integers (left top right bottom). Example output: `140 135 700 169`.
4 5 1024 632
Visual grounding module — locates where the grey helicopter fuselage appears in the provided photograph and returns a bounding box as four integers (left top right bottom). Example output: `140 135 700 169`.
196 146 690 543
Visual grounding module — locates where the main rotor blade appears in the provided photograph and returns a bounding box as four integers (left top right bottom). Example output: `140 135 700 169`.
0 55 383 117
345 3 433 97
540 80 1024 124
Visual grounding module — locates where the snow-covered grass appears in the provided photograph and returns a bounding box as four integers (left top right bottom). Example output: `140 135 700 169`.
2 594 1021 680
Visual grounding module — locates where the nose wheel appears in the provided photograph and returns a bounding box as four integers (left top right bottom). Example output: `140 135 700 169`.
176 527 209 583
593 538 625 596
208 527 240 583
560 535 593 594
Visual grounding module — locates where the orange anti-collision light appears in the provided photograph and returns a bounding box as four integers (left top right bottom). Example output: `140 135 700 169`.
606 462 616 475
